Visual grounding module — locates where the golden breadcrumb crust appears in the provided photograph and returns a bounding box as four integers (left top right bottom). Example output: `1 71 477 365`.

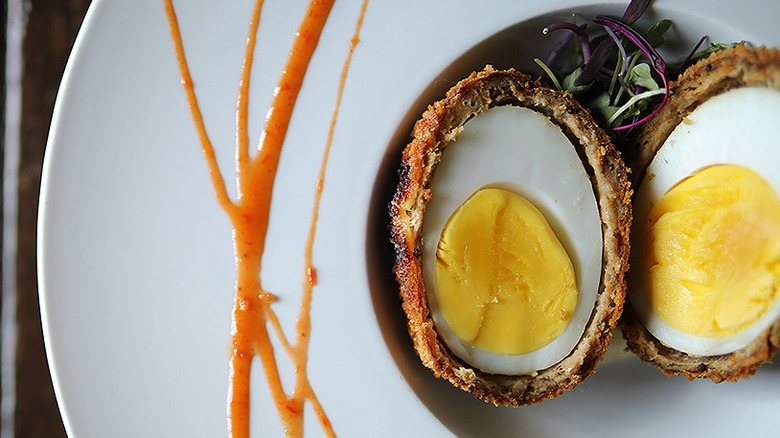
389 66 632 406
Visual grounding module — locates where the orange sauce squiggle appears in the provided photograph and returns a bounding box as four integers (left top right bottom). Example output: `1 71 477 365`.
164 0 369 436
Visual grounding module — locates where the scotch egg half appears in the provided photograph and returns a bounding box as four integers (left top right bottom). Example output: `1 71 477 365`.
623 45 780 381
390 67 631 406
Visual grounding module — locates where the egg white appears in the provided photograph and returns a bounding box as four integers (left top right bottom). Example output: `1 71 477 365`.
422 105 602 375
630 86 780 356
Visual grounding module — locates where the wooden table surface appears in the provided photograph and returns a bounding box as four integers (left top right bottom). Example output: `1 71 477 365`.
5 0 91 436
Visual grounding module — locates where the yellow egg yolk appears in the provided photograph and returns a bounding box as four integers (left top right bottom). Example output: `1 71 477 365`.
639 164 780 338
434 187 577 355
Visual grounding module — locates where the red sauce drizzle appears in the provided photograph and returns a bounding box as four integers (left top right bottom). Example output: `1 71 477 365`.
163 0 368 436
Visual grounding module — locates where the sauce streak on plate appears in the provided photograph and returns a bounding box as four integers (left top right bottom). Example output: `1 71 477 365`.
164 0 368 436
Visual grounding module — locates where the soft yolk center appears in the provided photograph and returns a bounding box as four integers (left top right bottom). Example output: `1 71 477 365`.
434 187 577 355
639 164 780 338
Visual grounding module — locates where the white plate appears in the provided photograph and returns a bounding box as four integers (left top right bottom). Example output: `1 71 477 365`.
38 0 780 437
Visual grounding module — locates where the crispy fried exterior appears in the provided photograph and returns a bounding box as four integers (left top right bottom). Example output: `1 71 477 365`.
389 66 632 406
620 45 780 382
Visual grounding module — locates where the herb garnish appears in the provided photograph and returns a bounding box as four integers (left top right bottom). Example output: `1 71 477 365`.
535 0 736 135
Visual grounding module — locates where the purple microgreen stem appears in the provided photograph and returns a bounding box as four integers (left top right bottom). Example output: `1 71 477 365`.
603 25 625 59
672 34 708 77
543 22 592 63
603 26 629 75
594 15 666 75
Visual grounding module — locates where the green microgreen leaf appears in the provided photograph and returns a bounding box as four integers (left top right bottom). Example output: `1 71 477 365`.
646 19 673 47
627 62 660 91
562 67 592 96
588 92 620 122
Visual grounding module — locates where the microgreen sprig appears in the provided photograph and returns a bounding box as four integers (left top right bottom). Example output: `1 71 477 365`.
534 0 725 135
592 15 669 130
